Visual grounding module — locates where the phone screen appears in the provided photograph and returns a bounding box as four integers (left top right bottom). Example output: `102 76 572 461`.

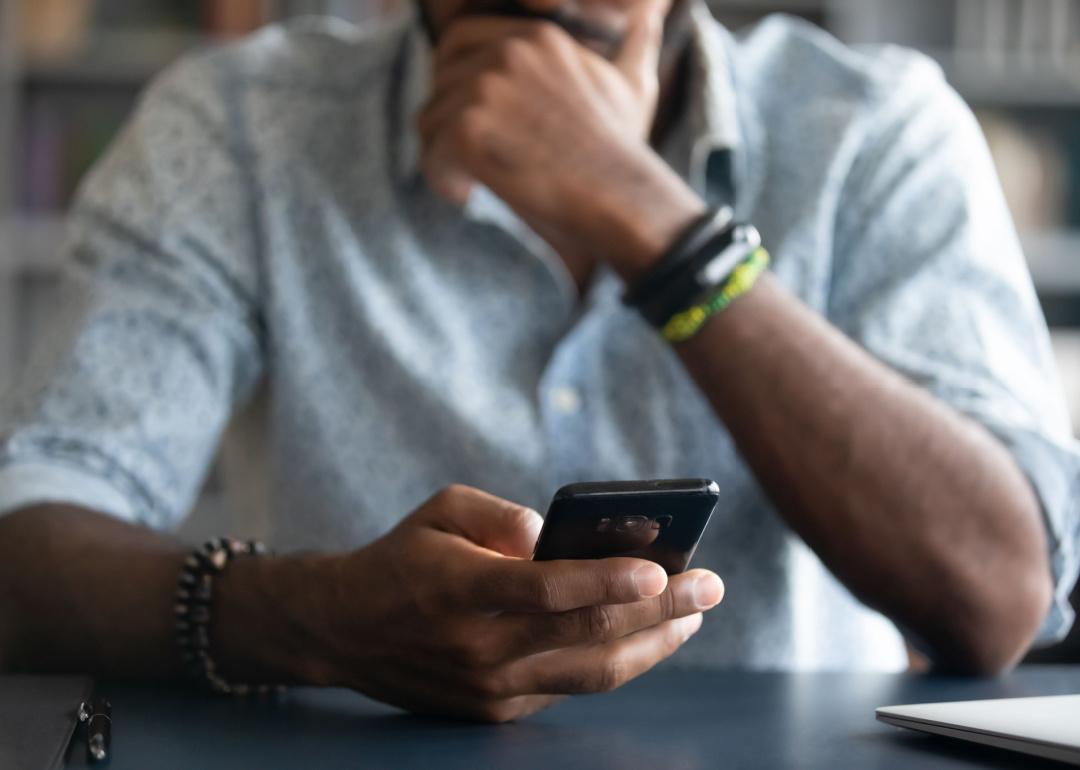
532 479 719 574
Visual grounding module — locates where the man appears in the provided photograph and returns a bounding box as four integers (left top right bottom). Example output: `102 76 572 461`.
0 0 1076 722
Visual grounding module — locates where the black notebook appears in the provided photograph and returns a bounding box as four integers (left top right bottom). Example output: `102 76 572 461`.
0 675 92 770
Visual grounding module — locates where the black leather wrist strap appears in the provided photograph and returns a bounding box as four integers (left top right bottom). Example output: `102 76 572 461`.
625 206 761 330
174 537 284 696
623 206 734 309
641 222 762 329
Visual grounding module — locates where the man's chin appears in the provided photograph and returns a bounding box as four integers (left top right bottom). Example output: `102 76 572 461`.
480 1 626 57
421 0 696 66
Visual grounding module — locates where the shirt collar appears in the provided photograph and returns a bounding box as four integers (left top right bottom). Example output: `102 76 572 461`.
666 0 742 202
395 13 431 184
395 0 741 196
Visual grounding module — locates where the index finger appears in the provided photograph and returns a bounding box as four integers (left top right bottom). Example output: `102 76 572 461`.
435 16 559 66
465 556 669 613
613 0 668 95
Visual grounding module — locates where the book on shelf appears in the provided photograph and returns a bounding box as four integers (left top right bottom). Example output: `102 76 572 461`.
17 89 132 211
11 0 278 212
955 0 1079 63
17 0 270 65
979 112 1071 232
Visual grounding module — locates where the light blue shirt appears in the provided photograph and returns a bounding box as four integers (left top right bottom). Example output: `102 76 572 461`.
1 4 1077 671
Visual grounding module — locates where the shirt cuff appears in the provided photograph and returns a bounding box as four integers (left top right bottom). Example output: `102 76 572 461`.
0 461 138 522
978 418 1080 647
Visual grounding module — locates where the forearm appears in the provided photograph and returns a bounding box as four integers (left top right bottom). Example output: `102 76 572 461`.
587 166 1048 671
676 276 1051 672
0 504 333 683
0 505 185 675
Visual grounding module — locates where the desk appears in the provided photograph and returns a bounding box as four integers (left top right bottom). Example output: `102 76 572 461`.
63 667 1079 769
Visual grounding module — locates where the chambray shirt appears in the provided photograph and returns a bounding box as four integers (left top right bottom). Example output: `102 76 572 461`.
2 3 1078 671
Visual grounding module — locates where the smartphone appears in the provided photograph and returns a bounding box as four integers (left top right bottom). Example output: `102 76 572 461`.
532 479 719 575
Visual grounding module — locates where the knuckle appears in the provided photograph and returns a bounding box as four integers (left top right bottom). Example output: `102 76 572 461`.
456 107 489 147
475 699 517 724
658 584 677 620
599 566 626 603
503 503 540 538
665 620 690 655
584 604 617 641
444 482 471 498
411 575 448 618
445 632 478 667
470 644 504 672
499 37 532 69
530 575 562 612
452 629 501 670
596 658 629 693
474 71 502 103
433 483 466 509
471 668 511 699
530 21 564 49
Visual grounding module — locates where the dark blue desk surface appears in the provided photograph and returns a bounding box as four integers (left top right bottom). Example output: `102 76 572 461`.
64 666 1080 769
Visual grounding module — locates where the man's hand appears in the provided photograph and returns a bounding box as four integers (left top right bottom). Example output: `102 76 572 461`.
417 0 705 282
314 485 723 722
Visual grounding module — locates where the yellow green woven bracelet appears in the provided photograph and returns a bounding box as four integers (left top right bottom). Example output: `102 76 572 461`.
660 247 771 343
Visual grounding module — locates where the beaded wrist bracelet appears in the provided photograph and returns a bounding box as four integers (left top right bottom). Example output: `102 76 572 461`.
660 247 771 343
639 223 761 331
174 537 283 696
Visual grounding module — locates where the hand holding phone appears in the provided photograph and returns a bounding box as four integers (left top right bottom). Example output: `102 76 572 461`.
318 484 722 723
533 479 719 574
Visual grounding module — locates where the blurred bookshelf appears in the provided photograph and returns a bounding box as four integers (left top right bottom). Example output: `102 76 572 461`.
0 0 395 393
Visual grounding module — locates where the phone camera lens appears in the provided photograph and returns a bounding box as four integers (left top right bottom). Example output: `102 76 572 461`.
615 515 649 532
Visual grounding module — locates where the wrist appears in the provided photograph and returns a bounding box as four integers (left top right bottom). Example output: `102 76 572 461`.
211 550 342 687
565 147 706 284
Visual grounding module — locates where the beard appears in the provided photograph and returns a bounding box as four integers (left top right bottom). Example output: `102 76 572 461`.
418 0 694 63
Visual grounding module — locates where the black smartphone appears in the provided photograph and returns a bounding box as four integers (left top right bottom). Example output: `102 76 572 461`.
532 479 719 575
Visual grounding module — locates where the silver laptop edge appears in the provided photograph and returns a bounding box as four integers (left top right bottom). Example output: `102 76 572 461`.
876 711 1080 766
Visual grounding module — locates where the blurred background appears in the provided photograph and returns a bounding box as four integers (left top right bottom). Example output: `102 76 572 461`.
0 0 1077 660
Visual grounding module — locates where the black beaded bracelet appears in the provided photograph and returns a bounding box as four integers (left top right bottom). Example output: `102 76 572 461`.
174 537 283 696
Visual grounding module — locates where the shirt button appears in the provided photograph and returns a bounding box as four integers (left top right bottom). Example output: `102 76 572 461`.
550 386 582 415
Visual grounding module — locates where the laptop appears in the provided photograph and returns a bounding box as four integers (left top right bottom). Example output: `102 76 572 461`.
877 694 1080 765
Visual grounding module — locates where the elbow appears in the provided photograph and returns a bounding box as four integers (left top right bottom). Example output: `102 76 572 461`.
947 636 1027 679
933 561 1053 677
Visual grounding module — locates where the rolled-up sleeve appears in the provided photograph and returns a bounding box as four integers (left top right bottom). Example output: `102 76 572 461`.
828 57 1080 645
0 51 264 530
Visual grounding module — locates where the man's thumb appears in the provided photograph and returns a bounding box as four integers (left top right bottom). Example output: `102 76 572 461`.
416 485 544 558
614 0 669 97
